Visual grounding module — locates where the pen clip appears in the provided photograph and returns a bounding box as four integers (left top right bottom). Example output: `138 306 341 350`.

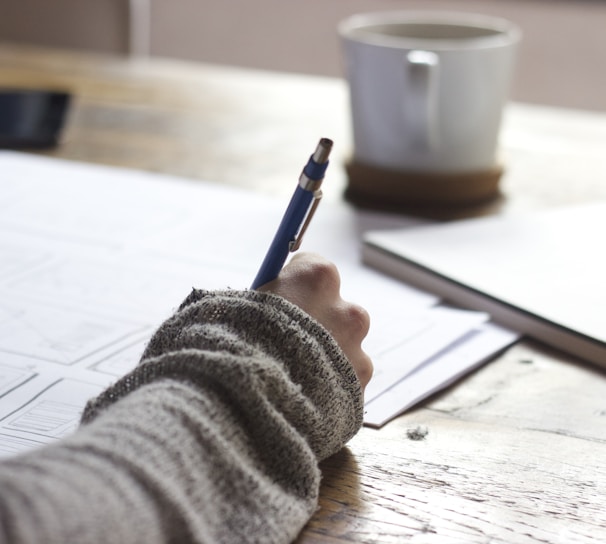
289 190 322 252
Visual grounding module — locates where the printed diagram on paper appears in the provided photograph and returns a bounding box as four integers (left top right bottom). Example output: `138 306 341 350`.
0 241 155 457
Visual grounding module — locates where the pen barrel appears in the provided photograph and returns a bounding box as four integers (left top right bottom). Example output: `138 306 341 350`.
251 186 314 289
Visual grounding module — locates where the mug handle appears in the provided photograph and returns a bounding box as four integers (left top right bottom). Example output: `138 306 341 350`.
405 50 439 150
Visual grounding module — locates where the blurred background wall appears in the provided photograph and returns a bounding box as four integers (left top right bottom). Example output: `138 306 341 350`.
1 0 605 111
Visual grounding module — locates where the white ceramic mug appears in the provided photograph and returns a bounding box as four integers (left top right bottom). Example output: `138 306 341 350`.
339 12 521 174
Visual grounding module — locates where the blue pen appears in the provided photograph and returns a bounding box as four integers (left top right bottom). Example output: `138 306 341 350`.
251 137 333 289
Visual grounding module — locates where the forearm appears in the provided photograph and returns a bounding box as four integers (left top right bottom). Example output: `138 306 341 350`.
0 290 363 544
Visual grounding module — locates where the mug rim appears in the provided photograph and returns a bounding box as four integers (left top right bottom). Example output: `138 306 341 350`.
338 11 522 50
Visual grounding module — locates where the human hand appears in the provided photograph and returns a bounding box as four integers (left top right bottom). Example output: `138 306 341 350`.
257 252 373 389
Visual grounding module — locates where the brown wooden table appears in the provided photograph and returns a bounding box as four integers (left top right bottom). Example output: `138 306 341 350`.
2 43 606 543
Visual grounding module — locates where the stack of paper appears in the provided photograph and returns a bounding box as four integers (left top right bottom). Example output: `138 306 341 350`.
0 152 517 458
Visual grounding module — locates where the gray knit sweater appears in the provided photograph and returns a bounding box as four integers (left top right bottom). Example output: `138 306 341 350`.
0 289 363 544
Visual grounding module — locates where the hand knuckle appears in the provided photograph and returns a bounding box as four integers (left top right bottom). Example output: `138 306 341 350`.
360 356 374 385
345 303 370 338
309 260 340 290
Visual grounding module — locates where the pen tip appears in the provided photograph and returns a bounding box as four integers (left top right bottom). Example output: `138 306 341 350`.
313 138 333 164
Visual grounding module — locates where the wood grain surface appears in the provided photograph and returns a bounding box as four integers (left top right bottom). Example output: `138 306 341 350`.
2 43 605 543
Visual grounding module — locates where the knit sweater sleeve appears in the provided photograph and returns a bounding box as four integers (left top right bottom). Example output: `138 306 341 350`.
0 289 363 544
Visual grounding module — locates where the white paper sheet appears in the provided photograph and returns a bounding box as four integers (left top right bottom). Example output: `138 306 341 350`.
363 322 518 427
0 151 518 455
364 306 489 404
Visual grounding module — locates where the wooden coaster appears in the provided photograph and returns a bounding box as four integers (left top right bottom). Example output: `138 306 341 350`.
344 159 504 214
